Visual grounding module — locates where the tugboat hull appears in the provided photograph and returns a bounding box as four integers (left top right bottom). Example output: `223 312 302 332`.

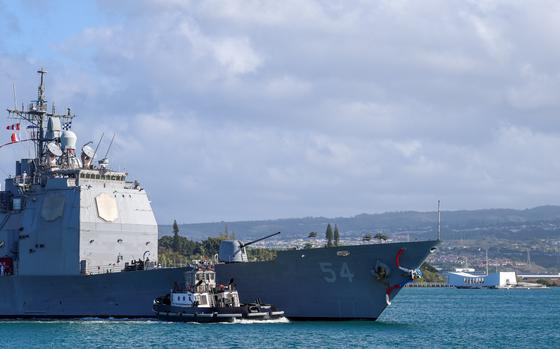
153 304 283 323
154 305 240 323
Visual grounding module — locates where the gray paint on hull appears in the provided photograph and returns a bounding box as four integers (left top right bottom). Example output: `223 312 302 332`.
0 268 186 317
216 240 438 319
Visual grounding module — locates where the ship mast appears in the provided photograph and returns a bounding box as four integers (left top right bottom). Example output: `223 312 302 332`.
36 67 47 161
6 68 75 169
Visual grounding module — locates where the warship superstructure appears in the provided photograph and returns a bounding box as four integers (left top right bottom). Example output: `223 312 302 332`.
0 69 439 319
0 69 186 317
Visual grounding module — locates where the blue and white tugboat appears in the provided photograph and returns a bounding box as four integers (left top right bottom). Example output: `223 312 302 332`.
153 264 284 323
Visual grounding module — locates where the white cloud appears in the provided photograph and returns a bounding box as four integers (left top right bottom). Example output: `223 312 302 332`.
506 64 560 110
2 1 560 222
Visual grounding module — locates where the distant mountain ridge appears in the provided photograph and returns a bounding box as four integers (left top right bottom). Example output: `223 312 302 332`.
159 205 560 241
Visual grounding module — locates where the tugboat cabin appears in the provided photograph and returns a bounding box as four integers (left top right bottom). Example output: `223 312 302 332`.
170 267 240 308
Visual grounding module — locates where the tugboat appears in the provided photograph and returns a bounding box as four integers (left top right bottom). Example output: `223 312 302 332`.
153 264 284 323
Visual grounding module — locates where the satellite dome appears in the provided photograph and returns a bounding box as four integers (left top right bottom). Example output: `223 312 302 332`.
61 130 77 150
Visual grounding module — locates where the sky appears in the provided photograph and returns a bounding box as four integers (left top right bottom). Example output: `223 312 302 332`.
1 0 560 224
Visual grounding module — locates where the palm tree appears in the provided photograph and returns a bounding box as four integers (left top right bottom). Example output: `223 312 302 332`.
172 219 180 252
325 224 334 247
334 225 340 247
362 233 372 242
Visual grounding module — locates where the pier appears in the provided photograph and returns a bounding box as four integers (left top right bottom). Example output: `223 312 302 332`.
406 282 452 288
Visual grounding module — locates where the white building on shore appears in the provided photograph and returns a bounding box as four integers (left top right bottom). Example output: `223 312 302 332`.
447 271 517 288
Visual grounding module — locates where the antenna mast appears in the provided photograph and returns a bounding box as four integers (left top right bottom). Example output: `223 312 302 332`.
103 133 116 159
92 133 105 163
12 83 17 110
437 200 441 241
5 68 75 165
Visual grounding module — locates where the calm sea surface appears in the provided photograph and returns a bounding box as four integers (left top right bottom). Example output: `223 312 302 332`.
0 288 558 348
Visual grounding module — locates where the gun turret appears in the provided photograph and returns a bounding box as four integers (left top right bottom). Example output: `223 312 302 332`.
218 232 281 263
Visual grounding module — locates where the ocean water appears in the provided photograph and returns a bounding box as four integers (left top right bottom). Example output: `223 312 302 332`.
0 288 558 349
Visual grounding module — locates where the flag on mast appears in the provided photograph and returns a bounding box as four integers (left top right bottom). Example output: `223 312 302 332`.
11 132 19 143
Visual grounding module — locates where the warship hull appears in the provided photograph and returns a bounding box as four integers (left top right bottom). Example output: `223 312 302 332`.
217 240 438 320
0 241 436 318
0 268 185 318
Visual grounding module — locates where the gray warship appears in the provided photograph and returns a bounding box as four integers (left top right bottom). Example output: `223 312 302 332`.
0 69 438 320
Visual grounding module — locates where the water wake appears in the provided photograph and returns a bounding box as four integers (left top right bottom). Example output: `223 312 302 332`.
232 317 290 324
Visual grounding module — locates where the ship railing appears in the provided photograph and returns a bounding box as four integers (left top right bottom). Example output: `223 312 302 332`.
82 261 161 275
83 264 120 275
159 261 190 269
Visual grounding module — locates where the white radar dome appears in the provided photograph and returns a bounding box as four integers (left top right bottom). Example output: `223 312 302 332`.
61 130 77 150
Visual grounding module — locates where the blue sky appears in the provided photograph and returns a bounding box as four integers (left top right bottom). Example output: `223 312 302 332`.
1 1 102 58
1 1 560 224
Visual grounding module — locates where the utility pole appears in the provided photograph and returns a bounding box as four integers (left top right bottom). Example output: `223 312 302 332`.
437 200 441 241
485 246 489 276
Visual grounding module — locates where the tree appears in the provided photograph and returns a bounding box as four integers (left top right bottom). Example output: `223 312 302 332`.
374 232 388 243
172 219 180 252
362 233 372 242
308 231 318 238
326 224 334 247
334 225 340 247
